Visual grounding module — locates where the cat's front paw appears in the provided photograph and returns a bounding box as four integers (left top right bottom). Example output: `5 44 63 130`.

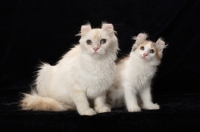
127 105 141 112
79 108 96 116
95 105 111 113
142 103 160 110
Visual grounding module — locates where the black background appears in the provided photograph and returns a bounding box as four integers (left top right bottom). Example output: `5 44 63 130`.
1 0 200 131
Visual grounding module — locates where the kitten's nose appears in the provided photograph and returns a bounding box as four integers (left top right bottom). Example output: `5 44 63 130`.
143 53 148 57
93 47 99 52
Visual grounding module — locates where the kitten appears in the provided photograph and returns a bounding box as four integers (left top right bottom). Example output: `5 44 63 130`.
108 33 166 112
20 23 119 116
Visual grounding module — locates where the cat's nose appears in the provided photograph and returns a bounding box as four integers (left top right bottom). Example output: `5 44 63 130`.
93 47 99 52
143 53 148 57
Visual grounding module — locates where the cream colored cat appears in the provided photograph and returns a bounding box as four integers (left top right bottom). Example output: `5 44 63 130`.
20 23 119 116
108 33 166 112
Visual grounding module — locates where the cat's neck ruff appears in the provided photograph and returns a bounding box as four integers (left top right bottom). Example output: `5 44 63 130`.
78 46 116 98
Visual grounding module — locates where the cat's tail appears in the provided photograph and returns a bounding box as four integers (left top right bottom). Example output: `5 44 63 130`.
20 92 74 111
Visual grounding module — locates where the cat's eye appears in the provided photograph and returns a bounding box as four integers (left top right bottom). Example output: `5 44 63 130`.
100 39 106 44
150 49 155 54
86 39 92 45
140 46 144 50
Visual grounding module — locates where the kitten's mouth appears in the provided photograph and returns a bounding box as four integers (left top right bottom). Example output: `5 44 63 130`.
93 51 99 54
92 51 104 55
91 51 100 55
141 55 149 60
142 56 147 59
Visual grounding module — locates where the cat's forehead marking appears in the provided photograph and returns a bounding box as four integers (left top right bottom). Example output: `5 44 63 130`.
140 41 156 49
145 42 152 49
140 41 149 46
150 42 156 49
91 29 101 39
139 41 152 48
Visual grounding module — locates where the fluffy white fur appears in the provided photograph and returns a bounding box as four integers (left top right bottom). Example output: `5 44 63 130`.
20 23 118 116
108 33 167 112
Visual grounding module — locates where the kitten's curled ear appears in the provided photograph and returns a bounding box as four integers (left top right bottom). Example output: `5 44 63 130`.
133 33 148 44
155 38 167 51
77 24 92 36
101 23 116 36
132 33 148 51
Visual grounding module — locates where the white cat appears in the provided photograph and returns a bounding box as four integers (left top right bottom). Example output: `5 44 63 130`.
20 23 119 116
108 33 166 112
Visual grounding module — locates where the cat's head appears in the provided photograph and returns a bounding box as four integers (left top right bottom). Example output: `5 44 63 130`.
132 33 167 61
79 23 118 57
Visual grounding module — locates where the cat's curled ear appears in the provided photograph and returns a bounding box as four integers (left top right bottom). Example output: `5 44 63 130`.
133 33 148 44
132 33 148 51
155 38 167 51
102 23 114 30
101 23 115 36
155 38 167 59
78 24 92 36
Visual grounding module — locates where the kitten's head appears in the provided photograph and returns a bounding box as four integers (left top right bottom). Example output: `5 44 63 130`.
132 33 167 61
79 23 118 57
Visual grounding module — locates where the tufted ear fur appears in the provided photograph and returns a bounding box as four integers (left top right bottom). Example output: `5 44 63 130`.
102 23 114 30
101 23 115 36
79 24 92 36
133 33 148 44
132 33 148 51
155 38 167 51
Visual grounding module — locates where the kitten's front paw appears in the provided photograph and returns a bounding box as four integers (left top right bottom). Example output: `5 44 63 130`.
127 105 141 112
95 105 111 113
142 103 160 110
79 108 96 116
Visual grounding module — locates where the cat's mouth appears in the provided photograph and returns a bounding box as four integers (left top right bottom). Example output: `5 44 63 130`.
141 55 147 59
141 55 150 60
92 51 99 54
89 51 100 55
91 50 105 55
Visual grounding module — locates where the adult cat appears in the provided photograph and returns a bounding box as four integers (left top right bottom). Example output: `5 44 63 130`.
20 23 118 116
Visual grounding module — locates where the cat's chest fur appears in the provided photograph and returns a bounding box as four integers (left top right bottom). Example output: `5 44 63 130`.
124 59 157 88
78 55 115 98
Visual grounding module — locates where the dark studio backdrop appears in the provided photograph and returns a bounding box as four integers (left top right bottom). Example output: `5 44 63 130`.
1 0 200 131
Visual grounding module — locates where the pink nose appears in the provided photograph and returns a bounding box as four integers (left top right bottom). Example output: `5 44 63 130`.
143 53 148 57
93 47 99 52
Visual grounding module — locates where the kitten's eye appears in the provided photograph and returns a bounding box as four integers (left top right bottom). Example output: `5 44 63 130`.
140 46 144 50
150 49 155 54
86 39 92 45
100 39 106 44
